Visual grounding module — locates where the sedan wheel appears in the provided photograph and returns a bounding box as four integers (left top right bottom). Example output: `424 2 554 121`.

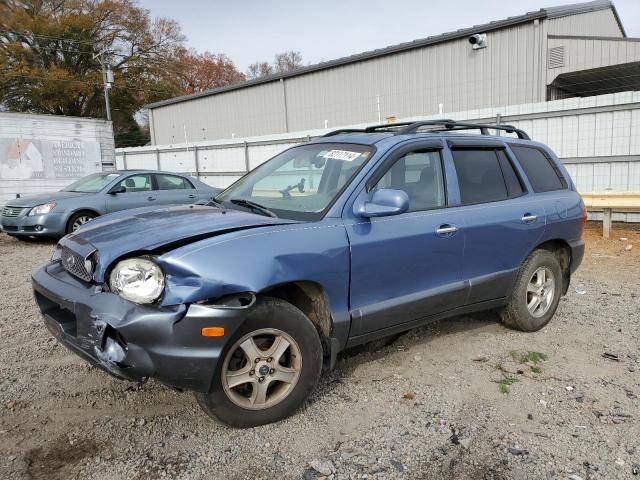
72 215 93 231
222 328 302 410
66 212 98 234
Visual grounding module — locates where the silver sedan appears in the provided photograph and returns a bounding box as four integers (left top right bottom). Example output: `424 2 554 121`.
0 170 221 239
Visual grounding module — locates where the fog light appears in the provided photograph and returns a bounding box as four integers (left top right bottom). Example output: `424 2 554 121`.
35 225 43 231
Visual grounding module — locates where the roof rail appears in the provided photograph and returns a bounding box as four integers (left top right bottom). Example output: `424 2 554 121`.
397 120 531 139
323 120 530 139
322 128 368 137
323 119 457 137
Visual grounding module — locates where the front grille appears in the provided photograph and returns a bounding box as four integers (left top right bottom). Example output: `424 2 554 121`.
1 206 26 218
61 247 93 281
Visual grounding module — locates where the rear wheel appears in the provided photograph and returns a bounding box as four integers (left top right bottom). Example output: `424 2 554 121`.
195 297 323 428
66 211 97 234
500 250 563 332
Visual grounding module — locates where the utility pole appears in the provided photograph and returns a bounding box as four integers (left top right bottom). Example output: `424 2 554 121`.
101 62 114 122
94 50 114 122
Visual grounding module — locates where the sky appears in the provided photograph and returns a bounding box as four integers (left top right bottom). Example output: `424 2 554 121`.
140 0 640 72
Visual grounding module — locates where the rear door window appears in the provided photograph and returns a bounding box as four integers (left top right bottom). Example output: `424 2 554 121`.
155 174 194 190
451 149 509 204
509 145 566 192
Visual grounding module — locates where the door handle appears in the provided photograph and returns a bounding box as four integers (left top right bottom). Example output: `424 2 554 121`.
147 196 156 201
188 194 197 199
436 224 459 236
521 213 537 224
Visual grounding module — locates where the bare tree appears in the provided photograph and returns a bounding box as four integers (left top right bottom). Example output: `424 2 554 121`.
274 51 303 73
246 61 273 80
246 51 303 80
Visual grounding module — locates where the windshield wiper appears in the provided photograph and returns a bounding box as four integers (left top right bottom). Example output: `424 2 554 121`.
203 197 225 209
229 198 277 218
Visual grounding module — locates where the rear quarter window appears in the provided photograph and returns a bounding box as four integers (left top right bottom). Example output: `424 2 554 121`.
509 145 567 193
155 174 194 190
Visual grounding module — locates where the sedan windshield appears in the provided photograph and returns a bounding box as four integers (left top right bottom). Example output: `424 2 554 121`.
217 143 374 220
62 172 121 193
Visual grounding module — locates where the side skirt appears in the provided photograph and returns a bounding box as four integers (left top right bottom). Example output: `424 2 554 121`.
345 297 507 349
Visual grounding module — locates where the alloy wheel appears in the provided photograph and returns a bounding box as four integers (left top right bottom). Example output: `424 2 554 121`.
72 215 93 231
526 266 555 318
221 328 302 410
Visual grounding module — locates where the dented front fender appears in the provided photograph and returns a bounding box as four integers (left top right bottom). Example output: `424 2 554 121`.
156 220 353 345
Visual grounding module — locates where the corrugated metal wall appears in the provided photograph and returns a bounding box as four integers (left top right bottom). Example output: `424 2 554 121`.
284 21 544 130
150 81 286 145
546 9 623 37
119 91 640 220
546 36 640 82
0 112 114 205
147 7 628 145
150 19 546 144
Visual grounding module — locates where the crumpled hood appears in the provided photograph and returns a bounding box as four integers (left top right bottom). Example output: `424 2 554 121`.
5 191 88 208
60 204 297 282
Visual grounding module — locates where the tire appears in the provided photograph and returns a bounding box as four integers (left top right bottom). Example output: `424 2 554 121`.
500 249 563 332
195 297 323 428
66 211 97 234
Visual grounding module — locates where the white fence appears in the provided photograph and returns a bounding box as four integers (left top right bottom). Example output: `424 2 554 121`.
117 91 640 221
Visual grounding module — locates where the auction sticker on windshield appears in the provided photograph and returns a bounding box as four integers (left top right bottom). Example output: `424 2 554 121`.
323 150 362 161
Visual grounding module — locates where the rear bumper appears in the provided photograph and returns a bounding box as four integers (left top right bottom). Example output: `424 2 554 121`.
1 212 66 237
568 239 585 274
32 263 249 392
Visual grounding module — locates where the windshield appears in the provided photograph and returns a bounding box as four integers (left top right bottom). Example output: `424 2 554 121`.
62 172 121 193
217 143 374 220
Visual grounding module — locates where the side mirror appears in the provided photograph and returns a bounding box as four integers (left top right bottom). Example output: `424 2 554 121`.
355 189 409 218
108 185 126 195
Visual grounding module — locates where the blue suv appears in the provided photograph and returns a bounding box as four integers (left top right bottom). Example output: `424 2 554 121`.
32 120 585 427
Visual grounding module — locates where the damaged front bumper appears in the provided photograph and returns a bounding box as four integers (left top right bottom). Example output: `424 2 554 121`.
32 262 250 392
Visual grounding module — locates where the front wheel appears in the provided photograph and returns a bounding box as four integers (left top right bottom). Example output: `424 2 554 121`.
195 297 323 428
66 211 97 234
500 250 563 332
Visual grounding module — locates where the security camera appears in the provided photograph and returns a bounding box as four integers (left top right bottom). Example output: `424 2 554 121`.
468 33 487 50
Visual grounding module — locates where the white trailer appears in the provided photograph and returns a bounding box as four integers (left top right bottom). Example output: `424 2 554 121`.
0 112 114 205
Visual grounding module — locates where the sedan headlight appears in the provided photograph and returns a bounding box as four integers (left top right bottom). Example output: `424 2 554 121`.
109 257 165 304
29 202 56 216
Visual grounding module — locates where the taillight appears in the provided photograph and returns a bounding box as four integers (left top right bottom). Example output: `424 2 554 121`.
581 203 587 229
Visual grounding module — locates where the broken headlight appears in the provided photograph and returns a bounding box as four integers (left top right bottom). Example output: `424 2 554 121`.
109 257 164 304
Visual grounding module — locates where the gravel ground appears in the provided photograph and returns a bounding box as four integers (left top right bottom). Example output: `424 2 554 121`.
0 223 639 480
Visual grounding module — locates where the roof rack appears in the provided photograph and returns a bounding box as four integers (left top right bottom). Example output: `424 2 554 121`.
398 120 531 139
323 120 456 137
322 128 368 137
323 119 530 140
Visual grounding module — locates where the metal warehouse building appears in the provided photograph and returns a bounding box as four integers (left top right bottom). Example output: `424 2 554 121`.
146 0 640 145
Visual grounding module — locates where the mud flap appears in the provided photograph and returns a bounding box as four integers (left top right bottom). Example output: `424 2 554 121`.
323 337 341 371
